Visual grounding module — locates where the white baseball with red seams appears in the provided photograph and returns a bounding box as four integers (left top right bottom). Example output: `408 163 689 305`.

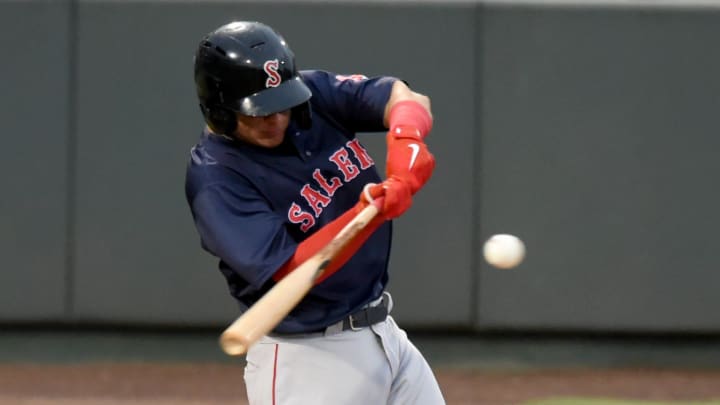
483 234 526 269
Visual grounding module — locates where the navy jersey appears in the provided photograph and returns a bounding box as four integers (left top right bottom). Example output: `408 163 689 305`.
185 70 397 333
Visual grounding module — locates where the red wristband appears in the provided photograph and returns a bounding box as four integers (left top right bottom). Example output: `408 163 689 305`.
388 100 433 139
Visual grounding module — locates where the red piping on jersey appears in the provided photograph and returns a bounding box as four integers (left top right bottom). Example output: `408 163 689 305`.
272 344 279 405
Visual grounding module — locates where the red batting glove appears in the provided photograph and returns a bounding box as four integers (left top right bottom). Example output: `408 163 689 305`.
361 176 413 219
385 125 436 194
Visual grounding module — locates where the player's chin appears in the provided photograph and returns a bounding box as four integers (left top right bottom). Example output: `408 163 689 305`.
257 133 285 148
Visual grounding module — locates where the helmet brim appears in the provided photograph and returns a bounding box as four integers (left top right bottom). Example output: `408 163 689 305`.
231 76 312 117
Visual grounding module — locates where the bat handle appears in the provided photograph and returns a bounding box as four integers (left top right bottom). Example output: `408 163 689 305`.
370 196 385 210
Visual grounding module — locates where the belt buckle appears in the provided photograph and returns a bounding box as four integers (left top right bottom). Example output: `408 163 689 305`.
348 313 364 331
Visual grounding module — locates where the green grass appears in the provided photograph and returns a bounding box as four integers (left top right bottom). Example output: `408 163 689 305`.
521 398 720 405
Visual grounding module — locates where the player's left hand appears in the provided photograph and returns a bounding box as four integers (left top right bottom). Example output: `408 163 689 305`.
385 125 436 194
361 176 413 219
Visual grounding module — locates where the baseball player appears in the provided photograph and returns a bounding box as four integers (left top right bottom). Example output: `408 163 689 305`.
185 21 445 404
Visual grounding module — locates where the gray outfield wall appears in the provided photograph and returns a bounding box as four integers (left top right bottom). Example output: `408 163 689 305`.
2 0 720 332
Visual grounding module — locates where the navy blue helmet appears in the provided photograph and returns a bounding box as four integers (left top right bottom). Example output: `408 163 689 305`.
194 21 312 134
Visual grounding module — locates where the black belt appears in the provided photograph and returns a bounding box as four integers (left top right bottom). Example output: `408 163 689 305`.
270 293 391 337
337 292 390 332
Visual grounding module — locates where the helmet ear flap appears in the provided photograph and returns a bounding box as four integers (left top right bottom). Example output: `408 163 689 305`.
199 104 237 135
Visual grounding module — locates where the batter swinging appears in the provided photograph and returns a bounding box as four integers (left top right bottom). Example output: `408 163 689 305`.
185 21 445 404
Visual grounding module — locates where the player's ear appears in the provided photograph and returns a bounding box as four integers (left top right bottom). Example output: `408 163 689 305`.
200 104 238 135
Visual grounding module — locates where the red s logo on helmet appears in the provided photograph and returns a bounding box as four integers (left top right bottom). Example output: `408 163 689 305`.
264 59 281 88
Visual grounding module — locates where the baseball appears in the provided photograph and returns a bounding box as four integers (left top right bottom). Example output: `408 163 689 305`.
483 234 526 269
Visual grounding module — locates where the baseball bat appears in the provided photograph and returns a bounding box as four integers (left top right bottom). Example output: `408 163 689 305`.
219 198 383 356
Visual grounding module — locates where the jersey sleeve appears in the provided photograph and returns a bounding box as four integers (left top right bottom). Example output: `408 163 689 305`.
300 70 397 133
189 182 297 292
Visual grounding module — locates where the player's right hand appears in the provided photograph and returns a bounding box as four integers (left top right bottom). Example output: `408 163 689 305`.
361 176 413 219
